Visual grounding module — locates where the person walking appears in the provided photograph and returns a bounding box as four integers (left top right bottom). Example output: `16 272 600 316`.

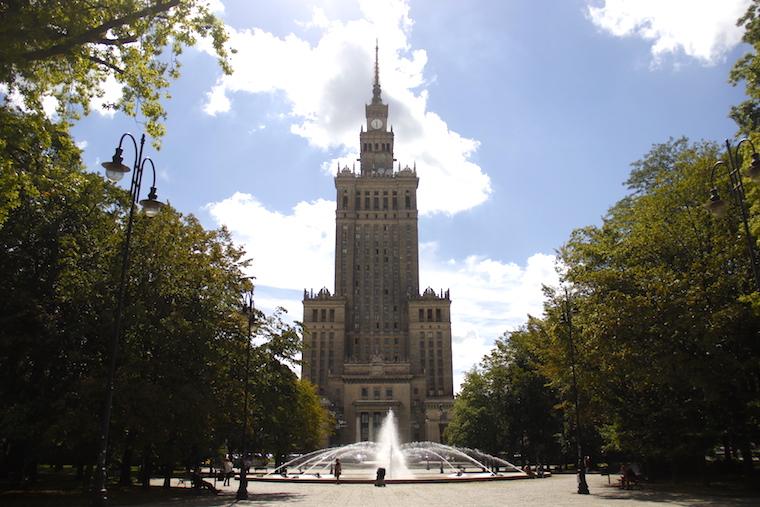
334 458 342 484
223 455 233 486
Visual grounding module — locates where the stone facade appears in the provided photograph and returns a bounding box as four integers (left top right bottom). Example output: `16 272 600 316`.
302 46 453 444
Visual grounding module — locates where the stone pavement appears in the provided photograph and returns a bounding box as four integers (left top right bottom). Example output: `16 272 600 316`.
148 474 759 506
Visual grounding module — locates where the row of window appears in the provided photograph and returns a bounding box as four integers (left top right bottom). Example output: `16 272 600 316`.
360 386 394 399
310 308 335 322
340 190 412 210
307 331 336 385
418 308 443 322
362 142 391 152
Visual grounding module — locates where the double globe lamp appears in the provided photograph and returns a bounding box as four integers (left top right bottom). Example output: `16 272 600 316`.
706 138 760 293
102 143 163 216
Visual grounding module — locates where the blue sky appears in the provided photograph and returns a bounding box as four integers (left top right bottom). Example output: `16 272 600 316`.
68 0 751 389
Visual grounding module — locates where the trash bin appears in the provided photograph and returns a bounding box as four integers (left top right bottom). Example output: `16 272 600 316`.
375 467 386 487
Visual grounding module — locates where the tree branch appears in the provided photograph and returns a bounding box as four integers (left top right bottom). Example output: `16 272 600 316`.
94 35 139 46
20 0 181 63
88 55 125 75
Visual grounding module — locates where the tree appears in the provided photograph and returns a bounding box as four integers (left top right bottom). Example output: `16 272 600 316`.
731 0 760 134
108 206 249 486
0 0 230 141
556 138 760 478
243 310 332 466
444 368 500 453
0 105 123 484
0 103 258 486
445 324 563 465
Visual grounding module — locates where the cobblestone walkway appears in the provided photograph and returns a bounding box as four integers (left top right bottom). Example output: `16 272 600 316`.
148 474 759 506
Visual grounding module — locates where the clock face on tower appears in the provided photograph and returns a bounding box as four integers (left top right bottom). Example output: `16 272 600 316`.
370 118 383 130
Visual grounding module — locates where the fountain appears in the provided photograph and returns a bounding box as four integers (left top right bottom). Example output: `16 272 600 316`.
254 410 529 484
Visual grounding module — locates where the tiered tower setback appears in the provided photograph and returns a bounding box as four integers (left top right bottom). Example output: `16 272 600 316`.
302 44 454 444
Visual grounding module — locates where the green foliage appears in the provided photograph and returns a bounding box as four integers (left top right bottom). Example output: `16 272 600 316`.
242 311 332 463
555 138 760 470
0 0 230 142
110 205 250 472
0 105 124 476
0 103 330 483
730 0 760 133
444 368 500 452
445 324 563 464
453 137 760 476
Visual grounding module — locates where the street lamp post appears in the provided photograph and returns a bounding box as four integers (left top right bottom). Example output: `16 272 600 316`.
438 403 447 444
706 138 760 293
237 283 256 500
561 288 590 495
93 133 164 506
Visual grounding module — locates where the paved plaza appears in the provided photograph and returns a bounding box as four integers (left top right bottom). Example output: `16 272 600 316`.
147 474 758 506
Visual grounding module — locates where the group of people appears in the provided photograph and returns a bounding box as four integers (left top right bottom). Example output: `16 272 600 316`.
619 463 639 489
521 463 546 478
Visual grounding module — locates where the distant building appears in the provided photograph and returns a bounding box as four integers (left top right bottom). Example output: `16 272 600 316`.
302 44 454 444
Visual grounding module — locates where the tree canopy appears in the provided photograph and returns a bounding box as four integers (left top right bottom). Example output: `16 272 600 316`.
0 103 329 486
0 0 230 141
450 137 760 479
445 323 563 465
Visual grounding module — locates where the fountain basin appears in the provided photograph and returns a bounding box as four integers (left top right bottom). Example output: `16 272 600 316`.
257 411 531 483
251 471 528 484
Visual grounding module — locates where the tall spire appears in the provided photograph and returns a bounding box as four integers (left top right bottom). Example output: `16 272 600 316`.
372 39 382 104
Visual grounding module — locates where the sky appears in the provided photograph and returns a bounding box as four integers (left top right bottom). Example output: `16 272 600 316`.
66 0 752 391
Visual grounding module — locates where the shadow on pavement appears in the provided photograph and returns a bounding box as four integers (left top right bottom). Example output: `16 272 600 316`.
594 483 760 505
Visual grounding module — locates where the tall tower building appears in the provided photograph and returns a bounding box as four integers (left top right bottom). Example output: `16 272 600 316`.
302 44 454 444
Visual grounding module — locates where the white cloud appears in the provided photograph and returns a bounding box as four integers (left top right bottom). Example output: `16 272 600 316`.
41 95 59 118
203 81 232 115
2 74 121 118
1 83 59 119
200 0 491 215
205 192 335 290
206 193 558 391
205 0 225 15
91 74 122 117
76 140 89 150
419 246 559 390
586 0 750 64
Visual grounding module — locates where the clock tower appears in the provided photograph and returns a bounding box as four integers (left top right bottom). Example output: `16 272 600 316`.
360 42 394 176
302 43 454 445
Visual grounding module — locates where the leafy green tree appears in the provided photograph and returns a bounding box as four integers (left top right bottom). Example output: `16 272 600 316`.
445 324 563 465
444 368 500 453
0 105 122 484
0 0 230 141
557 138 760 477
490 324 564 465
108 206 249 486
731 0 760 134
241 310 332 467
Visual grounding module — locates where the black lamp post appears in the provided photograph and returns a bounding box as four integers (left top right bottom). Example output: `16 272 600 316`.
237 283 256 500
93 133 164 506
706 138 760 293
561 287 590 495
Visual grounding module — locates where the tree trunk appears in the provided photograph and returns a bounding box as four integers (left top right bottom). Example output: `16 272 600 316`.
119 432 134 486
723 435 734 463
739 435 754 483
25 460 38 483
700 455 709 486
6 442 25 487
141 446 152 489
81 463 92 491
